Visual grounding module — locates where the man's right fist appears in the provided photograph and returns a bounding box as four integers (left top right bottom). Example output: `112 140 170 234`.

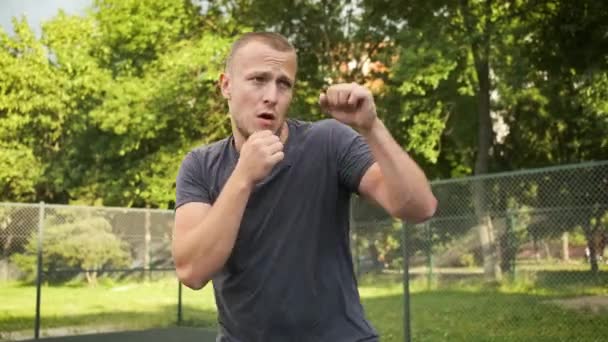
236 130 284 184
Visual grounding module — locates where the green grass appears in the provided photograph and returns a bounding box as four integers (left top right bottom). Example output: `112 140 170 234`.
358 271 608 341
369 290 608 342
2 271 608 341
0 278 217 339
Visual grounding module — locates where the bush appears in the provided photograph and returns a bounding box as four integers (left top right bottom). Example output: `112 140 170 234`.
11 216 131 285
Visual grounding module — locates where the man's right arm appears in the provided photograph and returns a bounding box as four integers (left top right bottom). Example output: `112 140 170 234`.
172 130 284 290
172 170 253 290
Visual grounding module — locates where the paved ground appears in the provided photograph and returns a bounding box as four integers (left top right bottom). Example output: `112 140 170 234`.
18 327 217 342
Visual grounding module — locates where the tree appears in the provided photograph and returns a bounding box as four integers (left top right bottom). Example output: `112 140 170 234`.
494 0 608 273
76 34 231 207
1 1 234 208
370 0 512 280
0 17 70 203
92 0 201 77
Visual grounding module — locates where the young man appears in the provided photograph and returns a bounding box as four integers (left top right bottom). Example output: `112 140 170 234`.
172 32 437 341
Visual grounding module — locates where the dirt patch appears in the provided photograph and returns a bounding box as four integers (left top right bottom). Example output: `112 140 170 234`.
547 296 608 314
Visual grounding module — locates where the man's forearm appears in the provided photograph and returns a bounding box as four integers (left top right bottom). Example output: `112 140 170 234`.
174 170 252 289
360 118 437 221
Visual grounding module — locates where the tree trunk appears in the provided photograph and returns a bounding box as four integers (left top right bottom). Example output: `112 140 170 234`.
85 271 98 286
562 232 569 262
2 234 13 256
462 0 501 282
475 213 501 281
1 226 13 281
1 259 7 282
368 243 382 270
542 239 552 261
586 227 599 274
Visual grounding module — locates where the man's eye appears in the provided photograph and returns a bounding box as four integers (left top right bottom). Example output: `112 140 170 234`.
253 76 265 83
280 81 292 89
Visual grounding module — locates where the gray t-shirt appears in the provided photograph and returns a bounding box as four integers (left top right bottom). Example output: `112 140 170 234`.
175 119 378 342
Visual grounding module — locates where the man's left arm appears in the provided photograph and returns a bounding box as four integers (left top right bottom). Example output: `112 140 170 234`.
358 118 437 222
320 83 438 223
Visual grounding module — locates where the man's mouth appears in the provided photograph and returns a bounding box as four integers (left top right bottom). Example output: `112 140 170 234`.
257 113 276 121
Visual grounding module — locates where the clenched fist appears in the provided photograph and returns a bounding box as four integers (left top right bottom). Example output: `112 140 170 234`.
235 130 284 185
319 83 378 132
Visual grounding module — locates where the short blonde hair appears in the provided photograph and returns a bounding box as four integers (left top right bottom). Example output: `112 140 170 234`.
225 32 297 72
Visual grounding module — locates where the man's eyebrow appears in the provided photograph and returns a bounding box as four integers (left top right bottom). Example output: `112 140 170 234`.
246 70 271 77
278 74 294 85
244 70 294 85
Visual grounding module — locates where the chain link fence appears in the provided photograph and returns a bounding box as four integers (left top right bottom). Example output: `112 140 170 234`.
0 203 180 340
1 161 607 341
353 160 608 341
354 161 608 278
0 204 176 282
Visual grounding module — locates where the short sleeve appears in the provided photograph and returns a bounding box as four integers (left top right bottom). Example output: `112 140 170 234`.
332 120 375 194
175 151 212 209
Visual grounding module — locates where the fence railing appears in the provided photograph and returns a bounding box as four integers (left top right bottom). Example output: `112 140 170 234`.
1 160 607 341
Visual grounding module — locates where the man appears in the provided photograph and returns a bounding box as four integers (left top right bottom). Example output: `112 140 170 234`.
172 32 437 341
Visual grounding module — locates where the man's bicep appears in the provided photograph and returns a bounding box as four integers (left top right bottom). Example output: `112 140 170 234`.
358 162 391 210
174 202 212 234
175 152 213 209
331 121 375 193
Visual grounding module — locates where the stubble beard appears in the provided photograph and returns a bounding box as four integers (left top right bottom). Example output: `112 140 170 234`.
235 117 285 140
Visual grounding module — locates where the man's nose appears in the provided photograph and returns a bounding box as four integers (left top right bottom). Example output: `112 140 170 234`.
262 83 279 105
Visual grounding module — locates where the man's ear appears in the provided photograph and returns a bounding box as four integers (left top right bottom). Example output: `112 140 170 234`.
219 73 231 100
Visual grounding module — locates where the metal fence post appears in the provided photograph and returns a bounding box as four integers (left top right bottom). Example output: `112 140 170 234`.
402 221 411 342
426 221 433 290
506 211 517 281
34 201 45 339
144 206 151 282
177 281 183 325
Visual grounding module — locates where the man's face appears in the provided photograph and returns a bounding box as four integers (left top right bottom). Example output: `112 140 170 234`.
220 41 297 141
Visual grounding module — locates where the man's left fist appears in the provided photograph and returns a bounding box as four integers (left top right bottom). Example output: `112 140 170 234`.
319 83 377 132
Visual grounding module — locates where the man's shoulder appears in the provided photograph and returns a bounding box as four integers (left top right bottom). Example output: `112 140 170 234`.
289 118 349 140
189 137 231 159
180 137 232 171
299 118 345 130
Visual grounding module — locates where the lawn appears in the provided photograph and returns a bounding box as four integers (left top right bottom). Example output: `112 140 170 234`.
1 271 608 341
359 271 608 341
0 277 217 340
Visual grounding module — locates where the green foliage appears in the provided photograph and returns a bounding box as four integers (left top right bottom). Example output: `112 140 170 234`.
0 0 607 211
0 142 42 201
458 253 477 268
0 17 71 202
569 226 589 246
493 0 608 167
84 34 231 207
92 0 201 76
0 1 234 207
11 217 131 284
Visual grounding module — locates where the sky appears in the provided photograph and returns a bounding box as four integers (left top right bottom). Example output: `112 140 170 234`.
0 0 92 36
